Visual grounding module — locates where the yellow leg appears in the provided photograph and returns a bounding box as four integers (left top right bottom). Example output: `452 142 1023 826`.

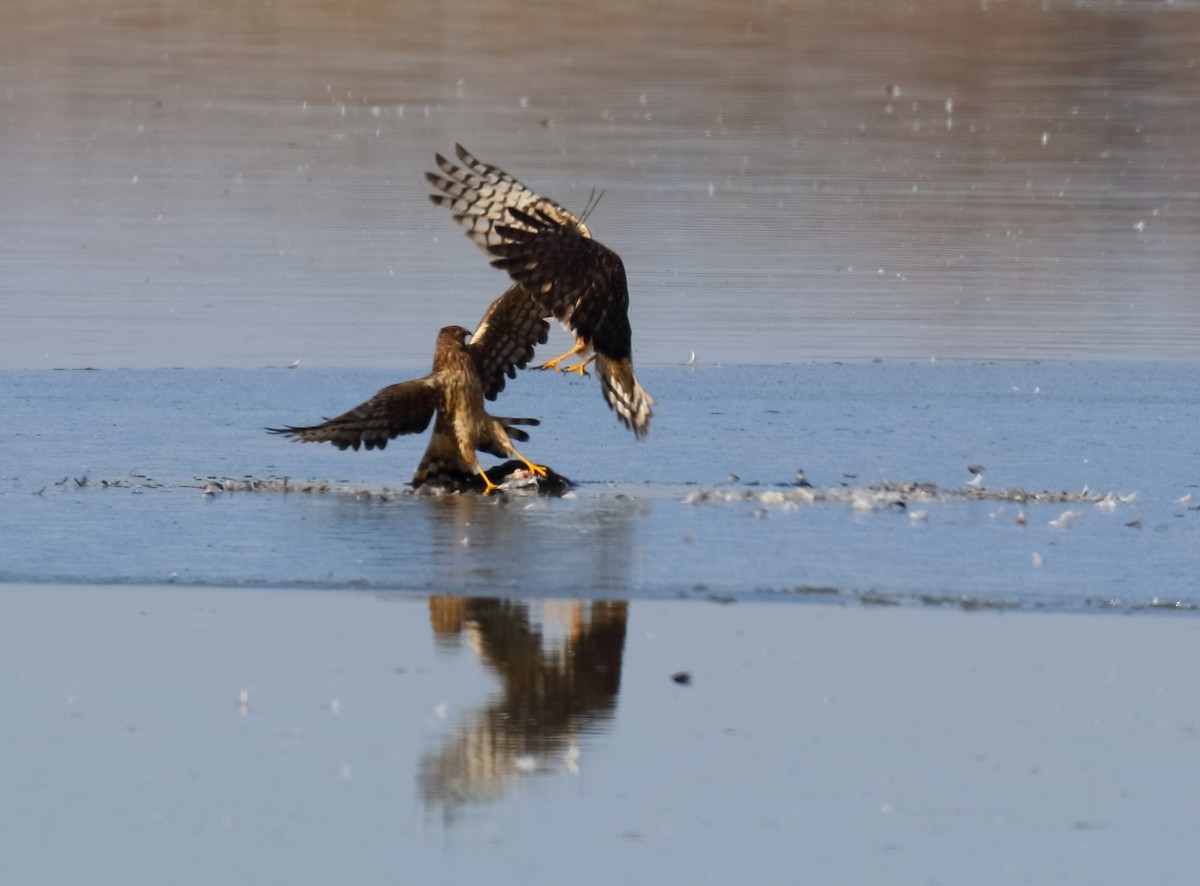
509 444 548 478
470 455 501 494
537 339 588 373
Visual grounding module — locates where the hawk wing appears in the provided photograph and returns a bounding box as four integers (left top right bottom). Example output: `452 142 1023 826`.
489 207 632 361
466 283 550 400
427 146 654 438
267 377 441 451
491 208 654 438
426 144 588 250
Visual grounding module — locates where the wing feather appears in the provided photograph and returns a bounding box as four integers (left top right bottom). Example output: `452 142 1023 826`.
466 284 551 399
426 146 653 438
267 377 441 451
488 208 632 361
426 144 586 249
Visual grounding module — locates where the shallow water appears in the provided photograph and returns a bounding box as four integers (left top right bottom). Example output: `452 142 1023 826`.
3 584 1199 886
3 0 1200 369
4 363 1199 611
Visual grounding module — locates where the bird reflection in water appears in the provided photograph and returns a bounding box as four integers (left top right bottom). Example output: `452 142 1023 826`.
421 596 628 819
423 492 643 593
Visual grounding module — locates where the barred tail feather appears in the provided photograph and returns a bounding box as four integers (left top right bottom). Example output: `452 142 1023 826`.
496 416 540 427
596 355 654 439
495 416 539 443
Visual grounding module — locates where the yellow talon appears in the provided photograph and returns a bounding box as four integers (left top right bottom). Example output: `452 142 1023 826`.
562 359 594 378
470 455 501 494
517 458 548 478
536 356 567 372
537 340 589 373
510 445 548 479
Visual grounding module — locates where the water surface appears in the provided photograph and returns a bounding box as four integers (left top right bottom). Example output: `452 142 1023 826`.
3 0 1199 368
4 363 1198 610
2 584 1198 886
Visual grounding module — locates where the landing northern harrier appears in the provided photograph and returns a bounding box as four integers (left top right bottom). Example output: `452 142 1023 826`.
268 285 550 494
427 145 655 439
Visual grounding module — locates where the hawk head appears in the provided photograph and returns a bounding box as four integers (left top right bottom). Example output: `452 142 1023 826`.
431 325 472 371
437 325 472 346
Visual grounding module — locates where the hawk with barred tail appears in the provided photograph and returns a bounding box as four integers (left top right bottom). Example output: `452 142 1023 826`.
268 285 550 494
427 144 655 439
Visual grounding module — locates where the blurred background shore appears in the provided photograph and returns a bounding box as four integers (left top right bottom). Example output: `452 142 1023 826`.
3 0 1198 368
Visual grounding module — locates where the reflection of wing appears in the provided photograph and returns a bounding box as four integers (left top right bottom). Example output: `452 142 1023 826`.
489 208 632 361
267 378 440 451
420 598 629 818
426 144 587 250
467 284 550 400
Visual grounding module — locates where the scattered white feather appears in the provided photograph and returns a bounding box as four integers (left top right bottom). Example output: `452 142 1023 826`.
851 494 874 513
1048 509 1083 529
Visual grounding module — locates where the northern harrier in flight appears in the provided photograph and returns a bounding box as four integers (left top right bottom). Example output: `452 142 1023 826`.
269 285 550 494
427 145 655 439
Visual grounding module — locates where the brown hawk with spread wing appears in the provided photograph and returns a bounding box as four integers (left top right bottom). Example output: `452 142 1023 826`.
268 285 550 494
427 144 655 439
